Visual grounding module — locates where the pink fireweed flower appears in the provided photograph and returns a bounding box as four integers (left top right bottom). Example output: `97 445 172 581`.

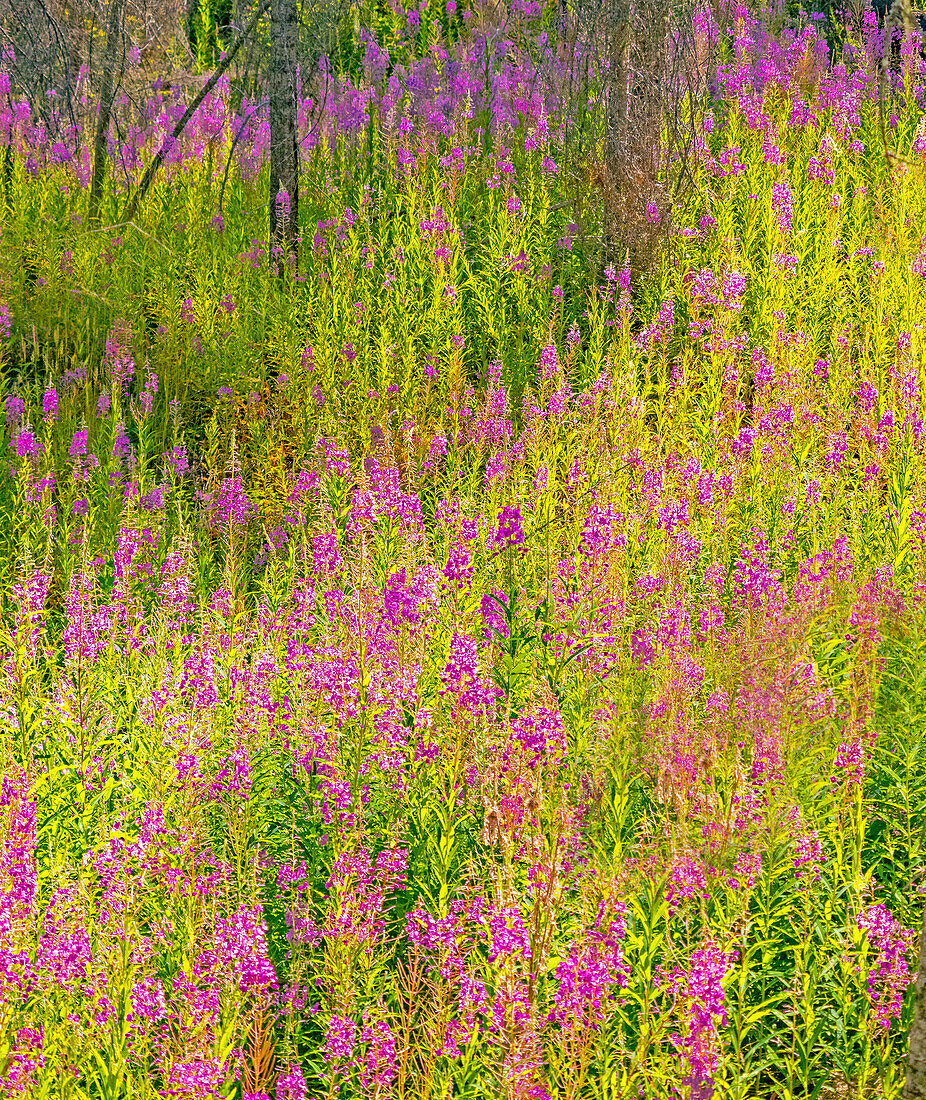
831 737 867 796
548 902 629 1031
139 369 158 417
704 687 728 713
630 627 655 668
24 474 53 508
634 298 675 353
275 1064 307 1100
722 271 746 310
730 533 783 609
359 1011 398 1092
665 853 709 916
444 544 474 588
5 394 24 429
68 428 87 459
131 976 167 1024
312 531 344 582
661 941 737 1090
319 437 348 478
167 445 189 477
855 380 878 414
210 744 252 800
42 387 57 423
13 428 37 458
382 569 430 628
2 1024 45 1093
726 850 762 890
793 829 822 882
322 846 407 946
495 504 524 550
539 344 558 380
103 319 134 387
752 346 774 388
856 905 916 1031
481 589 509 641
323 1015 356 1062
488 905 530 962
427 431 447 466
162 1057 227 1098
10 569 50 662
440 632 500 718
0 771 38 921
112 422 132 463
350 463 424 540
214 905 277 992
511 705 566 767
62 570 110 666
205 476 255 532
771 180 793 234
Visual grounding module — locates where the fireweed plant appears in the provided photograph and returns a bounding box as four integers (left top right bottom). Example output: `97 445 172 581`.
0 2 926 1099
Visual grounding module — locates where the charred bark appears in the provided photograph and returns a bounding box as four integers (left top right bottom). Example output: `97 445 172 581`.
268 0 299 277
906 903 926 1097
87 0 126 224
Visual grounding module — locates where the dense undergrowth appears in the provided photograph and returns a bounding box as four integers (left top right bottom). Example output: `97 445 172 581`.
1 1 926 1097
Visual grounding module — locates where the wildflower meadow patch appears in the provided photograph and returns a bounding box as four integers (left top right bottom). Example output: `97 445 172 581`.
0 0 925 1096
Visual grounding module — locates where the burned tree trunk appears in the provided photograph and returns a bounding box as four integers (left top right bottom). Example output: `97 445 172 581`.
906 904 926 1097
600 0 667 274
604 3 630 164
63 0 86 93
87 0 126 224
268 0 299 276
553 0 707 280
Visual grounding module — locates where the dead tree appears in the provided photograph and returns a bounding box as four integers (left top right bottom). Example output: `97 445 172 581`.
268 0 299 276
599 0 704 276
540 0 713 282
88 0 127 224
907 905 926 1097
